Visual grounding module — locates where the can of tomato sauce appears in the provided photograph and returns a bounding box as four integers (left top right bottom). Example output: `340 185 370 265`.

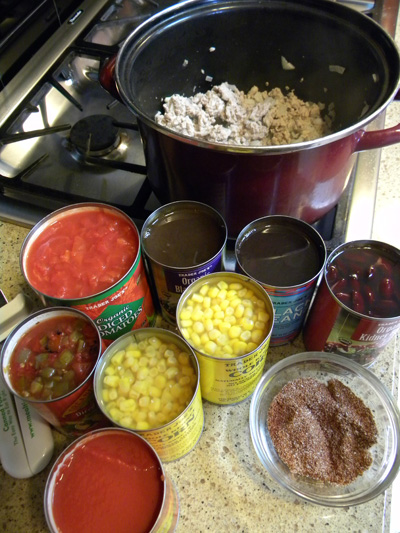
1 307 110 436
20 203 155 345
93 328 204 462
44 428 180 533
303 239 400 367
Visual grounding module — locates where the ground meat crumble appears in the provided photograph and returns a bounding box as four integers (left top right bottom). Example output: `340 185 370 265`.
155 82 335 146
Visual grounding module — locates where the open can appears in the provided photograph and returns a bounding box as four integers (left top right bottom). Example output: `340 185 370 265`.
44 428 179 533
20 202 155 345
176 272 274 405
1 307 110 437
141 201 227 324
235 215 326 345
94 328 204 462
303 239 400 367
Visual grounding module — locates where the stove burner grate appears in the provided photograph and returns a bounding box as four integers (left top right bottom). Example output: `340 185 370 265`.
69 114 120 155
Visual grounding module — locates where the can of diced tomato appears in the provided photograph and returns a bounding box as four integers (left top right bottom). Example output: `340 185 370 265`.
93 328 204 462
1 307 110 436
20 203 155 345
303 240 400 367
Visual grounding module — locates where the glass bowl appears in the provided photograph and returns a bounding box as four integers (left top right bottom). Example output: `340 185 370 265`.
249 352 400 507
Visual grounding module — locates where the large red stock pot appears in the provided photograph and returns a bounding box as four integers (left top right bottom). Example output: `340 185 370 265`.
101 0 400 236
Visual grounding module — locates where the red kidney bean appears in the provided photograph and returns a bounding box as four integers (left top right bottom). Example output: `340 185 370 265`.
335 291 351 307
351 290 365 314
379 278 394 299
326 264 339 284
348 273 361 292
330 277 347 293
363 287 376 306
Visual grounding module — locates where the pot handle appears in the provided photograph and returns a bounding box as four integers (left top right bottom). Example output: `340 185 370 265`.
99 55 122 102
356 121 400 152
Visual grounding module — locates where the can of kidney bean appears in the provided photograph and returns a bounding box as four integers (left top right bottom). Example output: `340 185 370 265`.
44 428 180 533
94 328 204 462
303 239 400 367
141 201 227 324
1 307 110 437
235 216 326 346
176 272 274 405
20 203 155 345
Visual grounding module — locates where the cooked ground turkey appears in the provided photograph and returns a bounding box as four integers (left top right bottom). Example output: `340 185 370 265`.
155 82 335 146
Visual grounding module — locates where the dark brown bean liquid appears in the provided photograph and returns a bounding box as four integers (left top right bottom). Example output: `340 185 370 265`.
237 227 321 286
143 208 225 268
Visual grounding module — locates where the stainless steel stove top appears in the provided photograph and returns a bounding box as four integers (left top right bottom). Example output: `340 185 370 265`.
0 0 398 251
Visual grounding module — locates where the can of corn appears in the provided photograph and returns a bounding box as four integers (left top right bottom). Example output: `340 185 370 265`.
176 272 274 405
93 328 204 462
141 201 227 324
20 203 155 346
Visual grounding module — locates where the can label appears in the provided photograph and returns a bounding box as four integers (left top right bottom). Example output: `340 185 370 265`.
196 339 270 405
324 309 400 366
32 380 110 437
150 255 222 323
71 253 155 345
266 281 315 345
136 385 204 462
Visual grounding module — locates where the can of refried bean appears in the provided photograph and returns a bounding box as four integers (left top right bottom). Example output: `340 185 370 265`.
303 240 400 367
176 272 274 405
20 203 155 345
93 328 204 462
44 428 180 533
141 201 227 324
1 307 110 437
235 216 326 346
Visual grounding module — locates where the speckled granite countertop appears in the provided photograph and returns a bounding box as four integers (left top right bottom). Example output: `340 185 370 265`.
2 18 400 533
0 221 399 533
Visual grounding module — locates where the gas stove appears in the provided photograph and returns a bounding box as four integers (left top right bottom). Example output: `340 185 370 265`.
0 0 398 250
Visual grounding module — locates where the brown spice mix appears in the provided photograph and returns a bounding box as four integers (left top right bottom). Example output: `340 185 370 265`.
267 377 378 485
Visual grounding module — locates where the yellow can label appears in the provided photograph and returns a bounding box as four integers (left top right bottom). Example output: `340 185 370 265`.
197 337 270 405
136 384 204 462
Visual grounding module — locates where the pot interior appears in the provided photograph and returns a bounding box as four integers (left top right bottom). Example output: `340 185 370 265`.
116 0 400 139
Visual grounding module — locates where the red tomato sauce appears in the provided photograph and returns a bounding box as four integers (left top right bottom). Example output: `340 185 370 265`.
25 208 138 299
51 431 164 533
8 315 99 401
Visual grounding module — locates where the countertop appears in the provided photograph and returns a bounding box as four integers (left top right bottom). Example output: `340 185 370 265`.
1 23 400 533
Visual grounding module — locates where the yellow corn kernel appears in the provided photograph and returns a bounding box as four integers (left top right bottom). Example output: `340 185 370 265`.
104 366 116 376
137 367 149 380
199 284 210 295
102 389 110 402
178 352 190 366
229 282 243 291
180 308 192 321
191 308 204 321
217 280 228 290
208 329 221 341
192 292 203 303
204 340 217 354
203 296 211 308
109 407 123 421
203 307 214 319
208 286 219 298
139 395 150 408
251 329 264 344
104 375 119 388
149 398 161 412
204 318 214 332
155 374 167 389
258 310 270 322
120 399 136 412
136 420 150 430
149 385 162 398
234 304 245 318
240 330 252 342
193 321 205 334
180 319 193 328
190 332 201 346
166 366 179 380
228 325 241 339
111 350 125 366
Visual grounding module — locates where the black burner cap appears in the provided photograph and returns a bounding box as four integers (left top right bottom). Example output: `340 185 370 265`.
70 114 119 152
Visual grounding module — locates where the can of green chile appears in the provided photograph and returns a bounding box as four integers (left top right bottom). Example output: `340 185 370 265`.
303 239 400 367
176 272 274 405
94 328 204 462
20 203 155 346
1 307 110 437
235 216 326 346
141 201 227 324
44 428 179 533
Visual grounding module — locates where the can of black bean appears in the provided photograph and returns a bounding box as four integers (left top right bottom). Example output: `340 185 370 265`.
141 201 227 324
